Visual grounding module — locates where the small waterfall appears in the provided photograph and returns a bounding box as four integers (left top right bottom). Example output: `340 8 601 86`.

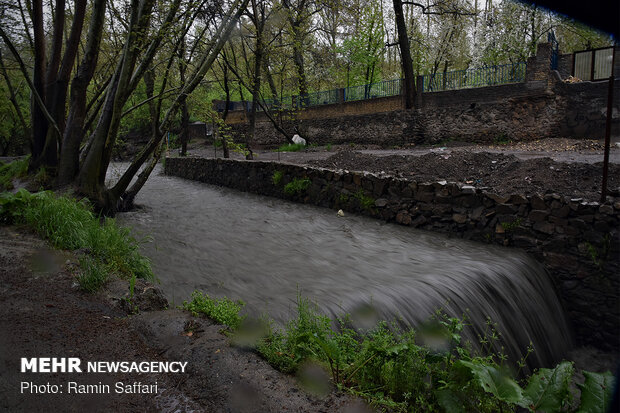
320 251 573 370
115 165 574 370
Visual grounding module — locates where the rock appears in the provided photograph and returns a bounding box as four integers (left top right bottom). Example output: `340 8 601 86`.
599 204 614 215
530 195 547 210
337 209 345 217
529 209 550 222
374 198 389 208
396 211 412 225
460 185 476 194
533 222 555 235
292 134 306 145
509 194 528 204
452 213 467 224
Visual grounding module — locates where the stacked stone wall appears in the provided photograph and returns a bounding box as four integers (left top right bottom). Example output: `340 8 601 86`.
165 157 620 351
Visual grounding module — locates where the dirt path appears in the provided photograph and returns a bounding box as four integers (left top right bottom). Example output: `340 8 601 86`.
180 138 619 201
0 226 363 413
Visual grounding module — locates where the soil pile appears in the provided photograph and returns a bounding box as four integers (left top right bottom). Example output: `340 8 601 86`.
309 150 619 200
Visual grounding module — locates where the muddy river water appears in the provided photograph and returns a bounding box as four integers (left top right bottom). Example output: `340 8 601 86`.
115 166 573 368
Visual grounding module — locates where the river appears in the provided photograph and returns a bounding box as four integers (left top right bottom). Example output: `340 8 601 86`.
115 165 573 368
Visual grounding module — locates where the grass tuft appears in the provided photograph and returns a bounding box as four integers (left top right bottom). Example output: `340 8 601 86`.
276 143 306 152
182 291 245 329
0 189 154 291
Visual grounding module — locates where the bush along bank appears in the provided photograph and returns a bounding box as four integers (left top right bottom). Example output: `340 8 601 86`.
0 189 154 292
183 292 616 413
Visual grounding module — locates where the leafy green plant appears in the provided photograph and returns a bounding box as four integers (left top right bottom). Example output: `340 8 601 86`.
353 190 375 211
326 143 333 151
272 170 284 186
183 290 245 329
284 177 311 196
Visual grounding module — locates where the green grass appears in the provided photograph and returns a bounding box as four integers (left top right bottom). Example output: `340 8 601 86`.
283 177 311 196
276 143 306 152
0 157 29 190
0 189 154 291
182 290 245 329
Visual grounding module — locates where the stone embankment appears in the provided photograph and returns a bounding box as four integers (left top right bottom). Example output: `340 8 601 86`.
165 157 620 350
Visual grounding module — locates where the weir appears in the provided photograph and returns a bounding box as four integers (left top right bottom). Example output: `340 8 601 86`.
117 166 573 369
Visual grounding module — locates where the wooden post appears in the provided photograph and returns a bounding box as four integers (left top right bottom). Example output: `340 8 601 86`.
601 45 616 203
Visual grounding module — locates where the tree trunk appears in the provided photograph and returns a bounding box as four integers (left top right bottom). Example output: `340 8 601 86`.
393 0 416 109
57 0 106 186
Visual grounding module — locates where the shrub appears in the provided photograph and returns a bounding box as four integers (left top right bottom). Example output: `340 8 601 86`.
283 177 311 196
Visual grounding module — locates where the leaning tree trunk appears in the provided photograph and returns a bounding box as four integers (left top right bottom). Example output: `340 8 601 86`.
393 0 416 109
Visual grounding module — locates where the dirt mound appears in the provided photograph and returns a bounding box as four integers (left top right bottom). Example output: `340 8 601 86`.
310 150 619 199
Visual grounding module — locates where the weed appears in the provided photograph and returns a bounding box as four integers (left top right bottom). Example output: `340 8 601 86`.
353 190 375 211
272 170 284 186
584 235 610 270
0 157 29 190
183 290 245 329
184 289 615 413
494 133 511 145
284 177 311 196
500 218 522 232
326 143 333 151
276 143 306 152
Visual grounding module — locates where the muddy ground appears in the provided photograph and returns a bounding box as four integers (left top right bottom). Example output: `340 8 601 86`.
0 226 364 413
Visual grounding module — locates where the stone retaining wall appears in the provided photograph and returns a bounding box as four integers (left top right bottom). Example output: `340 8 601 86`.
222 44 620 147
165 157 620 350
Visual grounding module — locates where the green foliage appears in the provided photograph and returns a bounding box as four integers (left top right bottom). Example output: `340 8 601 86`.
246 295 616 413
276 143 306 152
0 157 29 190
326 143 333 151
578 371 615 413
77 255 109 293
272 170 283 186
519 361 573 411
284 177 311 195
182 290 245 329
0 189 154 291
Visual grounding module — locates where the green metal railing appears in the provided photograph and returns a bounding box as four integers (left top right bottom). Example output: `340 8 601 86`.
217 62 528 113
344 78 402 102
422 62 526 92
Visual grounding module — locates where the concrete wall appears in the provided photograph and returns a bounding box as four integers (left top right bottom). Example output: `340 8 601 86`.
165 156 620 350
222 43 620 147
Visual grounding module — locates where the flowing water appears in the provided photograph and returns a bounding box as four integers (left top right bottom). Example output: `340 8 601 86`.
114 165 573 368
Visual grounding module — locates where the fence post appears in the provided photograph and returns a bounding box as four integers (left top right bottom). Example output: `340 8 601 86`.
416 75 424 104
338 88 345 104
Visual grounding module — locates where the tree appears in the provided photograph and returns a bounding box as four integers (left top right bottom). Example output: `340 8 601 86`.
1 0 250 213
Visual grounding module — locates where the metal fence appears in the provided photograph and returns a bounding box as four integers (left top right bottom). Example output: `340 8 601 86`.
422 62 527 92
573 47 614 81
221 62 528 111
344 78 402 102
